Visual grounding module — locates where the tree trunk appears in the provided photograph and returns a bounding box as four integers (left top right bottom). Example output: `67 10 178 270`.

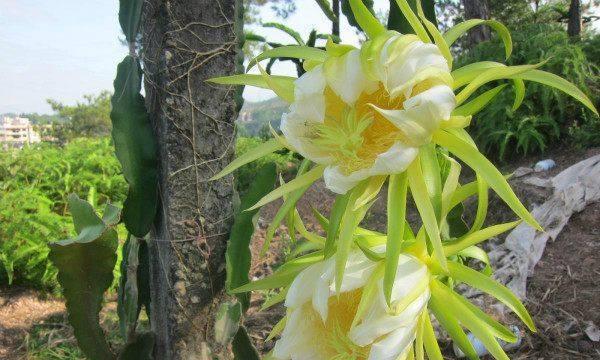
567 0 582 38
462 0 491 46
141 0 240 358
332 0 340 37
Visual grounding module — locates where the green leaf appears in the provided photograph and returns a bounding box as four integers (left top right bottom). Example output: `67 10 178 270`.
233 326 261 360
429 294 479 360
448 261 536 331
433 130 541 230
119 0 143 42
325 193 352 258
509 69 598 115
212 138 284 181
118 332 154 360
452 84 508 117
314 0 338 22
247 166 325 211
444 221 521 256
226 164 276 310
248 46 328 69
264 160 312 255
48 194 118 360
384 173 408 305
407 159 447 270
263 22 305 45
214 301 242 346
348 0 386 38
110 55 158 238
444 19 512 59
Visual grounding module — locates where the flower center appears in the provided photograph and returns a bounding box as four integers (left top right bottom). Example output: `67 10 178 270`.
305 289 371 359
314 85 407 175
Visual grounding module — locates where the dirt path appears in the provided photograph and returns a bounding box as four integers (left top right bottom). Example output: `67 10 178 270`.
0 287 64 359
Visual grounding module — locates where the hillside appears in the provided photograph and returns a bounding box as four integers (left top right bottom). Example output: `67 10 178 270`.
238 97 288 136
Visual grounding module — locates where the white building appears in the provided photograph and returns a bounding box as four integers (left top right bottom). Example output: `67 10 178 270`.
0 116 41 149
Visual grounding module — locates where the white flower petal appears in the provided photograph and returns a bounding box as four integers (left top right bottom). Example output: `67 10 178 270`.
372 85 456 146
324 49 378 105
273 309 320 360
323 165 371 195
285 261 326 309
280 111 333 164
291 65 327 122
368 324 418 360
322 142 418 194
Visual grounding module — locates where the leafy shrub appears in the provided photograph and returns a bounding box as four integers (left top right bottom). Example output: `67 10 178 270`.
0 138 127 289
235 136 298 194
455 24 599 160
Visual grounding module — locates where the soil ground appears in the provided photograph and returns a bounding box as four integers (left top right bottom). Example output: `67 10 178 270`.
1 147 599 359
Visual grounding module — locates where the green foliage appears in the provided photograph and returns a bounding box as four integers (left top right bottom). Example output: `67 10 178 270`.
455 24 599 159
110 56 158 238
0 189 71 289
0 138 127 289
48 92 112 141
226 163 276 310
234 136 297 194
48 195 120 360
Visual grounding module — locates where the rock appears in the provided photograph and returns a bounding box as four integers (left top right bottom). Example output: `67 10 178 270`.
584 321 600 342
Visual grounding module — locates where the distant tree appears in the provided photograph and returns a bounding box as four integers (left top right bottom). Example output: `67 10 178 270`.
244 0 296 24
47 91 112 139
462 0 491 46
567 0 582 37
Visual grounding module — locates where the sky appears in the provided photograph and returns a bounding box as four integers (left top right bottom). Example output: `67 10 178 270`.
0 0 388 115
1 1 597 114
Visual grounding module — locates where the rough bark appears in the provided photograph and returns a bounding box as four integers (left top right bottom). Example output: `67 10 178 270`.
462 0 491 46
140 1 240 358
567 0 582 38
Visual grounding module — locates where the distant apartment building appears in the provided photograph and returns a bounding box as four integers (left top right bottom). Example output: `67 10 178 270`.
0 116 41 149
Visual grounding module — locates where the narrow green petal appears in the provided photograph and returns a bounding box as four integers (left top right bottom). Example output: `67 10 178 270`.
208 74 295 91
448 261 536 331
353 175 387 211
509 69 598 115
211 138 284 180
456 64 540 105
444 19 512 59
408 159 447 270
459 245 493 275
384 173 409 305
324 193 352 258
394 0 431 43
452 84 508 117
452 61 505 90
422 311 444 360
335 191 361 293
258 64 295 103
416 0 452 67
431 280 511 360
444 221 521 256
247 45 328 70
470 175 488 233
512 79 526 111
348 0 386 38
263 160 312 255
429 294 479 360
433 130 541 230
247 166 324 211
